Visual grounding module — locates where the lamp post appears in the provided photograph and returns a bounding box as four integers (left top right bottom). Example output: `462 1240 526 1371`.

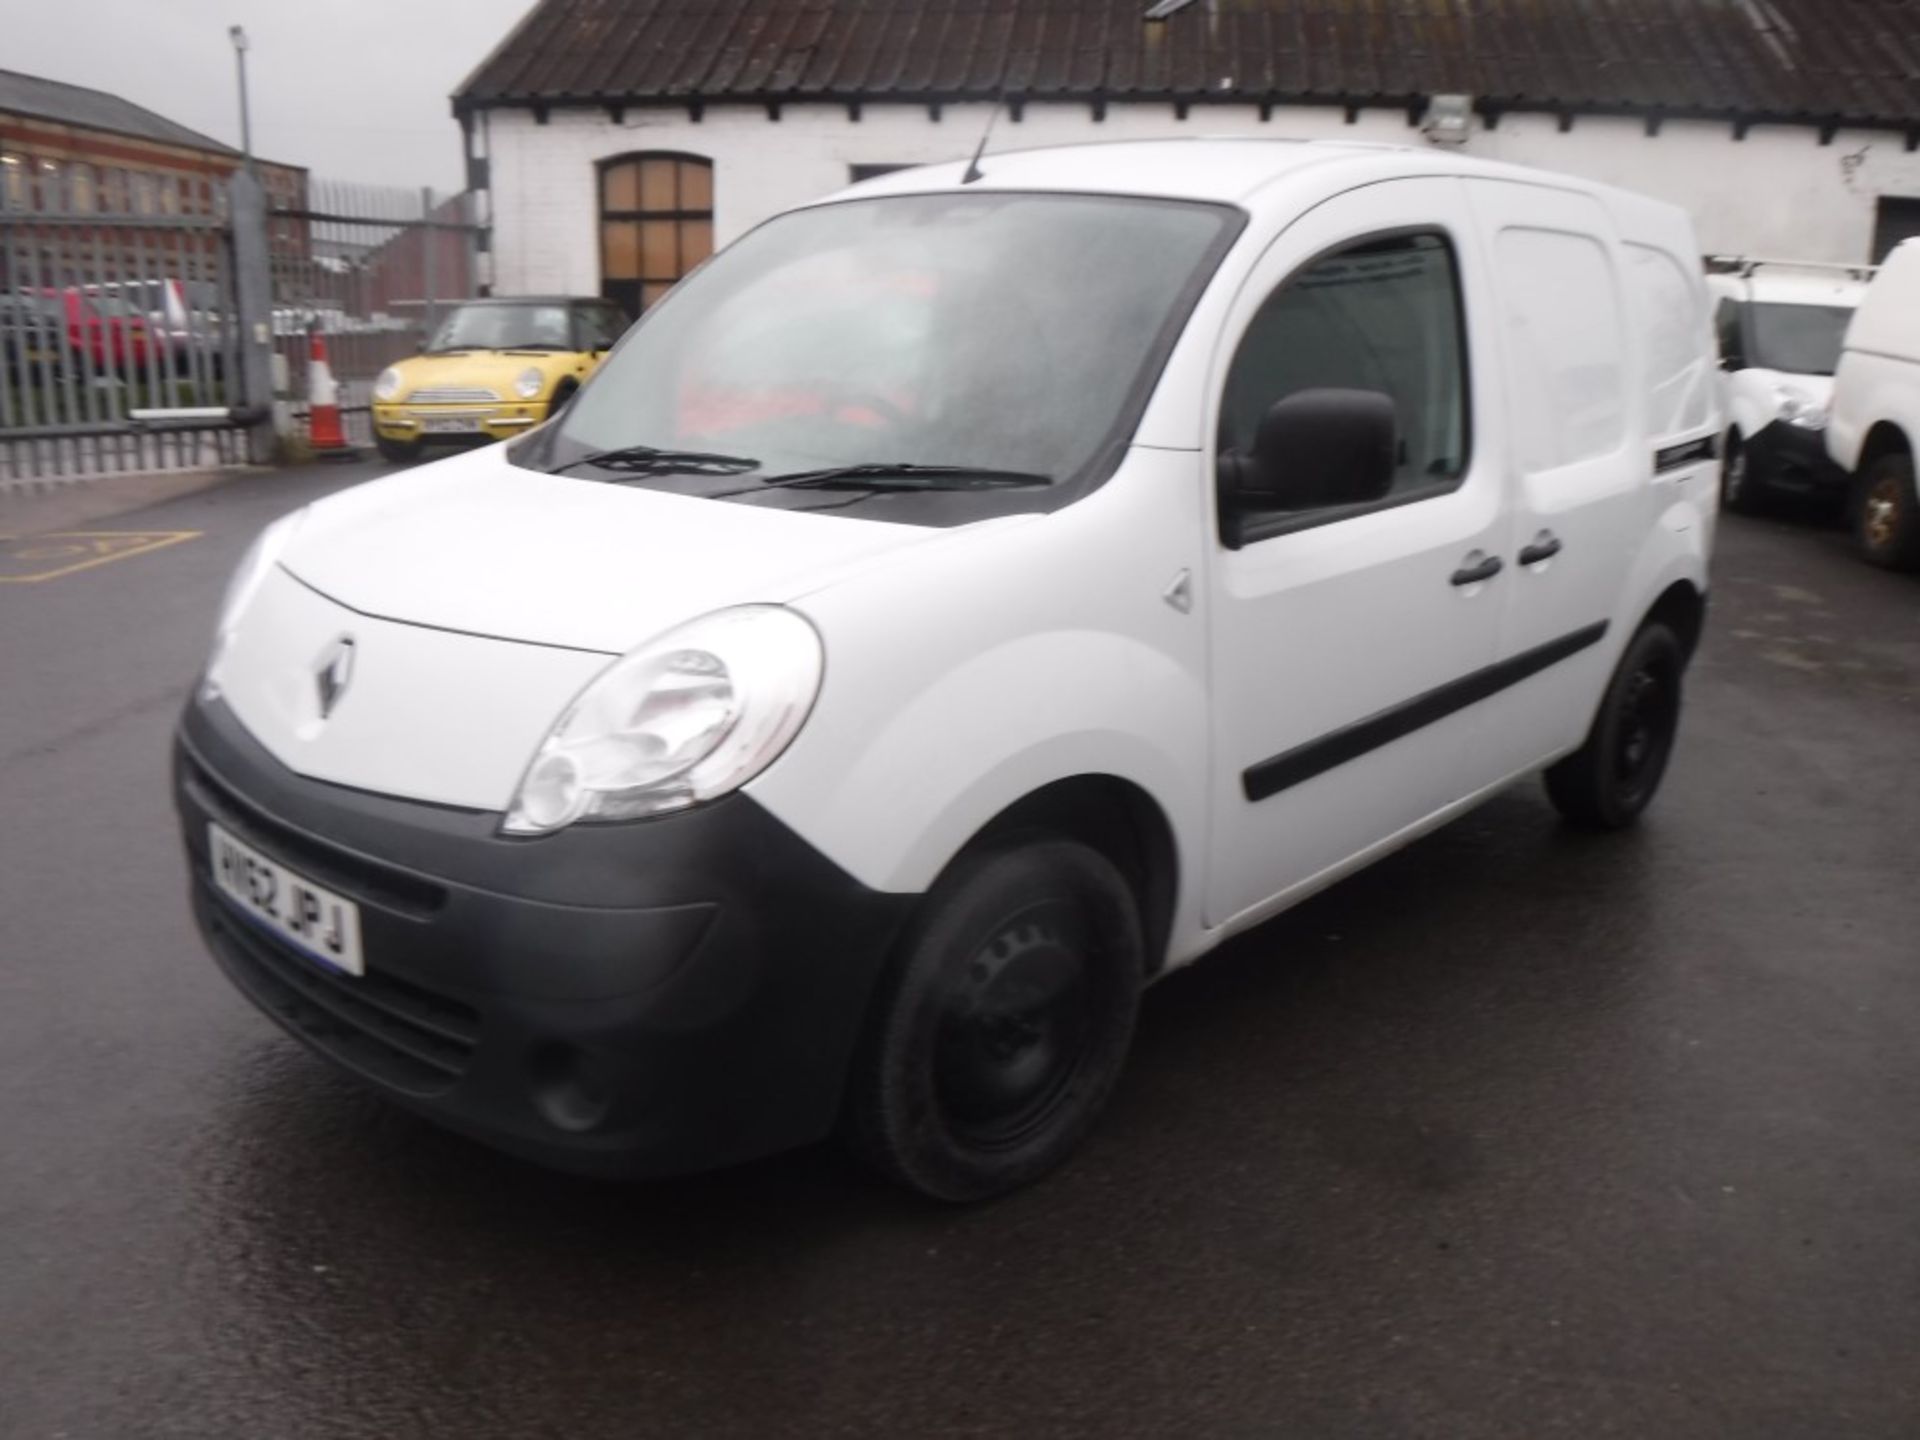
229 25 253 172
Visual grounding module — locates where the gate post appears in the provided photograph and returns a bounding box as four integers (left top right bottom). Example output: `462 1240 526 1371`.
421 186 439 339
228 170 279 464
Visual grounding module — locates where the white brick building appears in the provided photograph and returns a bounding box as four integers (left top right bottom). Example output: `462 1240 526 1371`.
454 0 1920 313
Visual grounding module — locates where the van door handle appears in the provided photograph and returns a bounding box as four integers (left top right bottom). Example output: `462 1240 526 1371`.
1449 551 1504 586
1518 532 1563 566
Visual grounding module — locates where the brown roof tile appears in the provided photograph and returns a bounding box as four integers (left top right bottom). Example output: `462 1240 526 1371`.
455 0 1920 133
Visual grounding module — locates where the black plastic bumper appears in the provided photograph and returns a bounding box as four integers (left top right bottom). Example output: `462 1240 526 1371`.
173 697 914 1178
1747 420 1847 495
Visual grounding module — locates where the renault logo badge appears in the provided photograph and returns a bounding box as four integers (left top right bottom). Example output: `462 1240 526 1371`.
315 636 356 719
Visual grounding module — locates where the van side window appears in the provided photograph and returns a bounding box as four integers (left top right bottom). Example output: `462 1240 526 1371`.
1626 244 1713 436
1219 231 1469 518
1493 228 1628 471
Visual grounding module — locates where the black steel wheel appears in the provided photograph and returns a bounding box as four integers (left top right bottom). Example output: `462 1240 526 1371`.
845 837 1144 1202
1545 622 1685 830
1720 431 1767 514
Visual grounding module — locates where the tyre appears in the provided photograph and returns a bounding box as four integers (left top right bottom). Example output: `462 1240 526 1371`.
1720 431 1766 514
374 433 422 464
1544 622 1685 830
844 837 1145 1202
1852 451 1920 571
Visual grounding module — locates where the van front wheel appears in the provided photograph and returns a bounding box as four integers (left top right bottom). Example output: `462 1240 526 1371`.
845 838 1144 1202
1544 622 1684 830
1720 431 1766 514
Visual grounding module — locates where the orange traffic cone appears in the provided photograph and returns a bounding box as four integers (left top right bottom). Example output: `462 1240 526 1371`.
307 331 355 457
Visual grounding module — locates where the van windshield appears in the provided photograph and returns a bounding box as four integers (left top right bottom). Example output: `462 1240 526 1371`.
526 193 1239 518
1747 302 1853 376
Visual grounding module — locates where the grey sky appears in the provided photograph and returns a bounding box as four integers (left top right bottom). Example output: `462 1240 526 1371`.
0 0 535 194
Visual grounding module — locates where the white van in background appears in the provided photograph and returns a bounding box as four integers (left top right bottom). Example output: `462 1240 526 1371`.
175 141 1719 1199
1828 239 1920 570
1707 257 1869 514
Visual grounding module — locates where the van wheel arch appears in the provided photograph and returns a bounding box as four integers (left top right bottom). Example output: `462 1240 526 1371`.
1859 421 1911 473
1641 579 1706 662
967 776 1179 977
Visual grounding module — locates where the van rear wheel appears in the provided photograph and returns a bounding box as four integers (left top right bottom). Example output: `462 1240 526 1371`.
1853 452 1920 571
845 838 1143 1202
1544 622 1684 830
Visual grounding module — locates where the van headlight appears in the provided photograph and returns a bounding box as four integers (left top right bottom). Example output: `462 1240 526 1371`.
373 367 403 402
514 366 545 400
503 606 824 834
200 508 307 700
1776 385 1828 431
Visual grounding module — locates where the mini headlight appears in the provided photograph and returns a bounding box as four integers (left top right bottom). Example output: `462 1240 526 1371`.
201 508 307 700
373 367 403 402
503 606 824 835
514 366 545 401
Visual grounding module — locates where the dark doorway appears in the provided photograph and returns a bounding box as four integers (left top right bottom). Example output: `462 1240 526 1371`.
1872 196 1920 263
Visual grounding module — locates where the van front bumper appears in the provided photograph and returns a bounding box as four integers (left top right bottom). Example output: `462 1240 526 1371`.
173 697 913 1178
1747 419 1848 496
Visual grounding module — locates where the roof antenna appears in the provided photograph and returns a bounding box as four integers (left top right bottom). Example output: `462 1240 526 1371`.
961 94 1005 184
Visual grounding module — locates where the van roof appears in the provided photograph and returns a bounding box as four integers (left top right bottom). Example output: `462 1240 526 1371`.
826 136 1661 211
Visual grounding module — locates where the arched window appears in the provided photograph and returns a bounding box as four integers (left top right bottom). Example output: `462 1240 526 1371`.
598 152 713 318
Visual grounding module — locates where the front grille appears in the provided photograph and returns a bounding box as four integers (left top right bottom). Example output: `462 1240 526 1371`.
407 386 499 404
207 896 480 1095
180 749 446 918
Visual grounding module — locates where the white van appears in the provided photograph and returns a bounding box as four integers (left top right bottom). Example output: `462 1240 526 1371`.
1827 238 1920 569
176 140 1719 1200
1706 258 1867 513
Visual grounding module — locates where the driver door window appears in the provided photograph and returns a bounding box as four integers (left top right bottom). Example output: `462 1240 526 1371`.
1218 231 1468 539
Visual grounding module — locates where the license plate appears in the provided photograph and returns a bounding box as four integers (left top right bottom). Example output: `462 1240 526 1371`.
421 415 484 434
208 823 364 976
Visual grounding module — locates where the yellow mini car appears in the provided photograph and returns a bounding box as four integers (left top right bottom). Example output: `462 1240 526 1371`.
371 296 629 462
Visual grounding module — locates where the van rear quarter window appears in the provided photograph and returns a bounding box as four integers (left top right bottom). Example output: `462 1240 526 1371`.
1495 228 1628 471
1625 243 1713 437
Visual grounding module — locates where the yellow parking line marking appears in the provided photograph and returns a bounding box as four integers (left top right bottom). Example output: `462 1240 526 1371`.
0 529 202 584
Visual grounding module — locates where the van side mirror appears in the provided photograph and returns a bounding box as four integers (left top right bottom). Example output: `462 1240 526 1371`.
1217 388 1397 547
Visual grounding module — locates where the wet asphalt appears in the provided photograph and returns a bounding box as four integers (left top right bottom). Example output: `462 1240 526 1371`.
2 463 1917 1438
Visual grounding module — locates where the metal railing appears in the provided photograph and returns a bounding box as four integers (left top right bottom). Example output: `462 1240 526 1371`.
1 166 242 481
270 180 483 449
2 167 485 479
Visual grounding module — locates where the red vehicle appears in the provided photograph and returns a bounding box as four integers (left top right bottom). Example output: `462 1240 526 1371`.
35 280 190 372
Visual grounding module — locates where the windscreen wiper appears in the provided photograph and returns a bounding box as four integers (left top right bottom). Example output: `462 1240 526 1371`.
712 463 1052 497
548 444 762 477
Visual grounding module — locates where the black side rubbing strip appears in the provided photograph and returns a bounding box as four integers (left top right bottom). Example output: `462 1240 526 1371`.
1242 621 1611 803
1655 436 1718 474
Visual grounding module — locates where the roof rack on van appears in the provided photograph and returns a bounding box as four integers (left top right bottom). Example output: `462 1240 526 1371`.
1705 254 1878 282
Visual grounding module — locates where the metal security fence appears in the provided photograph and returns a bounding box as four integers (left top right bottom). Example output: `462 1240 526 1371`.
271 181 483 448
1 164 243 481
1 166 485 481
